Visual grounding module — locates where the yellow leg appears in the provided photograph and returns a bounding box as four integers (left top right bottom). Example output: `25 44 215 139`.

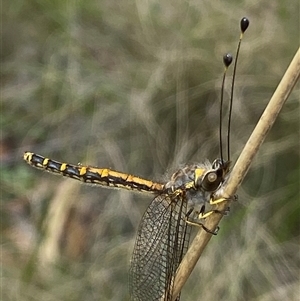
209 197 227 205
185 218 219 235
198 210 214 219
210 194 237 205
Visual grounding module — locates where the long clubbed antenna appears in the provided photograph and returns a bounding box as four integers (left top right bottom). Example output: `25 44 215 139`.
219 53 233 164
227 17 250 162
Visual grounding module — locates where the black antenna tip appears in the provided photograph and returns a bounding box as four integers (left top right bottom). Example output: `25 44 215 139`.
223 53 233 67
240 17 250 33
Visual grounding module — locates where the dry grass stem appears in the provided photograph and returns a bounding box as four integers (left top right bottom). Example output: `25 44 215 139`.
172 47 300 300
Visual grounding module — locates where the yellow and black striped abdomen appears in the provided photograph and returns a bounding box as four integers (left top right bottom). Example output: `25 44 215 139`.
23 152 164 194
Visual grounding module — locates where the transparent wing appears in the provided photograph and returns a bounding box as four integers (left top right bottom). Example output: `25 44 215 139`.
129 192 191 301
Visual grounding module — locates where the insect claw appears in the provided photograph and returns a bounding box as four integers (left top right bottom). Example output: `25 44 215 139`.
202 224 220 235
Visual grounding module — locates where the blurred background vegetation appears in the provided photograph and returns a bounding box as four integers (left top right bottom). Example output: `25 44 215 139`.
1 0 299 300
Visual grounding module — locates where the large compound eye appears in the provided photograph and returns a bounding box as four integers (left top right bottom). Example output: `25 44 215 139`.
201 171 222 192
207 172 217 183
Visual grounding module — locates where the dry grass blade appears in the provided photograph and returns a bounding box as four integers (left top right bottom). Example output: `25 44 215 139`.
172 47 300 301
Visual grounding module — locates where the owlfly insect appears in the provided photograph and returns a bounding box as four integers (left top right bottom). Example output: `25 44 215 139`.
24 17 249 301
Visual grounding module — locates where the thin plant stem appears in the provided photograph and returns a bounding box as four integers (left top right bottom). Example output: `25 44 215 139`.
172 47 300 301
